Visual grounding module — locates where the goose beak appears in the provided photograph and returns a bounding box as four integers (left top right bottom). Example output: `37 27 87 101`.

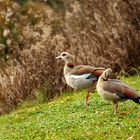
56 56 61 59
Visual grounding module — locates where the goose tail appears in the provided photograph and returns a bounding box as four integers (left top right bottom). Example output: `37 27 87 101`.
133 97 140 104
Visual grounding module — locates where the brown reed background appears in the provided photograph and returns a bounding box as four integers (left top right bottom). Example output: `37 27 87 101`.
0 0 139 114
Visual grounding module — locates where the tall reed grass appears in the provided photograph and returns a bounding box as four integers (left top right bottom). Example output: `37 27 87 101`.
0 0 139 114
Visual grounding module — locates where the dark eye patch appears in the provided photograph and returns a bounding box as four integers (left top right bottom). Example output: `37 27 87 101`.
62 53 67 56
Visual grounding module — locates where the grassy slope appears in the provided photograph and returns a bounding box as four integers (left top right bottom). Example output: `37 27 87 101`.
0 76 140 140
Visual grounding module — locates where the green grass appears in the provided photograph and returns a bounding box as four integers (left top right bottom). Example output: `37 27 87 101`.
0 75 140 140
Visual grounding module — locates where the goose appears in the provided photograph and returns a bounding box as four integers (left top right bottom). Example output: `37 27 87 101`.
96 68 140 114
56 52 105 108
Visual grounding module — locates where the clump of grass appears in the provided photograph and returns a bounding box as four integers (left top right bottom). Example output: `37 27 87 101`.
0 0 49 61
0 43 64 114
0 0 65 114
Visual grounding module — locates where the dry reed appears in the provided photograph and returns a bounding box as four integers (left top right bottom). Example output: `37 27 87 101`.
0 0 139 114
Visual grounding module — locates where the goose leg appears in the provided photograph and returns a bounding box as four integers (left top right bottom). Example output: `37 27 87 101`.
113 101 118 114
90 81 97 92
84 92 90 109
84 82 97 109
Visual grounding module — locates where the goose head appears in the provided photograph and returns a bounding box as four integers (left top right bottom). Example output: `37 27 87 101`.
56 52 74 63
100 68 112 81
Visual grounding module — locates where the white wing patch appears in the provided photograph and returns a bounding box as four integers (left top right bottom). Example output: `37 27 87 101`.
70 73 91 79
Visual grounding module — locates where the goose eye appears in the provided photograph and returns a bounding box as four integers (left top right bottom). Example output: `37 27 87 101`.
62 53 67 57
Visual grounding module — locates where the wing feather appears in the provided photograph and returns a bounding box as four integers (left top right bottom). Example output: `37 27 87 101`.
103 79 139 100
70 65 105 77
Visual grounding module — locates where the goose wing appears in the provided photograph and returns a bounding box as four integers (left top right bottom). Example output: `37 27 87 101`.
70 65 105 77
103 79 139 100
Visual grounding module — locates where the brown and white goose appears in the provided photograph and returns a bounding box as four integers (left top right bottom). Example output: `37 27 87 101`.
56 52 105 108
96 68 140 114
